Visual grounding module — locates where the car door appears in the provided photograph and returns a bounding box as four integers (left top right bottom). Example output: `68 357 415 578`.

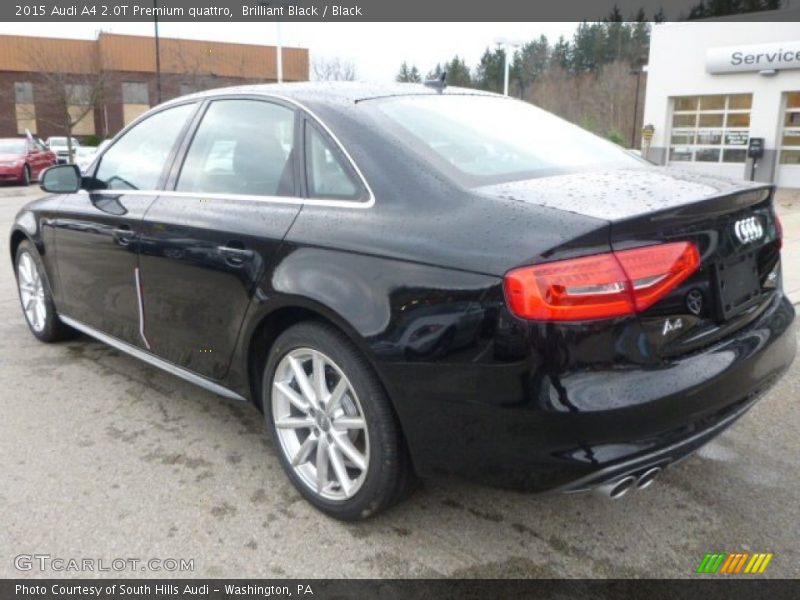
25 139 43 179
137 97 302 380
53 102 199 346
30 138 55 179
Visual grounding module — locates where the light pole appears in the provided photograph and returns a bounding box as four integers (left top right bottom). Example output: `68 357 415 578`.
494 37 522 97
276 20 283 83
260 2 284 83
630 64 646 149
154 0 162 103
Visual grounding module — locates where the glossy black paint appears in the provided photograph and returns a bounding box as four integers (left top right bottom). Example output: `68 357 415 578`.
10 83 797 493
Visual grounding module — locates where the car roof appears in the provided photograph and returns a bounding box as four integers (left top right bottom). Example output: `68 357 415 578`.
162 81 500 109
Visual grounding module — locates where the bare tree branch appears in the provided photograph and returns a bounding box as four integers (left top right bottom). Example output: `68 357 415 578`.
312 57 356 81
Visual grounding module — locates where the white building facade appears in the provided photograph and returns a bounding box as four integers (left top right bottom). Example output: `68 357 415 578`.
643 21 800 188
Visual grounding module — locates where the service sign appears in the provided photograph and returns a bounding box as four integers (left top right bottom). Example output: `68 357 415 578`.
707 41 800 74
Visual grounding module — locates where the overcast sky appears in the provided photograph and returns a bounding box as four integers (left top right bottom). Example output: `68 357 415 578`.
0 22 580 81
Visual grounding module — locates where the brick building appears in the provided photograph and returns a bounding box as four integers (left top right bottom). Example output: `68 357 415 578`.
0 33 309 140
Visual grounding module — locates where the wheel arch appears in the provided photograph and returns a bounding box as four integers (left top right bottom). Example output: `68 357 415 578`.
245 298 390 414
243 298 418 480
9 227 30 264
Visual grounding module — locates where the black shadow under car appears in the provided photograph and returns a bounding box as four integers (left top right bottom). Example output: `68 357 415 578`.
10 83 796 520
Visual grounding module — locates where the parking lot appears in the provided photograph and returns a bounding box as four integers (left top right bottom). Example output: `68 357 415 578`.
1 183 798 579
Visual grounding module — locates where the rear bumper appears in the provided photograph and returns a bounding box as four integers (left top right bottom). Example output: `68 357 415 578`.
383 293 796 491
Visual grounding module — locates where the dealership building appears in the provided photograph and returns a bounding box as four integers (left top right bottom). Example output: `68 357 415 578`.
643 20 800 188
0 33 308 140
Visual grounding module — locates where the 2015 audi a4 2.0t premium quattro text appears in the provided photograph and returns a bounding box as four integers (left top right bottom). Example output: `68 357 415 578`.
10 83 796 520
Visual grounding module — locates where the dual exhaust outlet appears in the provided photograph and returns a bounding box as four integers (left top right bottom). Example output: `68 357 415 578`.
595 466 662 499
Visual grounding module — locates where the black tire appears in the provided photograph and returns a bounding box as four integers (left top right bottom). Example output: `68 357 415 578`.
22 165 30 186
15 240 77 342
263 321 415 520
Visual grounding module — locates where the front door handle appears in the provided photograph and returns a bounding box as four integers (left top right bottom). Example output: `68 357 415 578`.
113 225 134 246
217 245 254 265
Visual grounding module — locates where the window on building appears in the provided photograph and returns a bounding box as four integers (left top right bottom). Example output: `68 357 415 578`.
121 82 150 126
779 92 800 166
668 94 752 164
64 83 95 136
14 82 36 134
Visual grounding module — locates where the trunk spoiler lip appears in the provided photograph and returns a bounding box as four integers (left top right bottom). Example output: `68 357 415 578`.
610 185 774 230
474 167 773 224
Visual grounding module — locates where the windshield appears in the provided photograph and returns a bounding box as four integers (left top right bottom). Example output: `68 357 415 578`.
369 94 643 185
0 139 26 154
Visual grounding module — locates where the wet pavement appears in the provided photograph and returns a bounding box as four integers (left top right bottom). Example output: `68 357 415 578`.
1 184 798 578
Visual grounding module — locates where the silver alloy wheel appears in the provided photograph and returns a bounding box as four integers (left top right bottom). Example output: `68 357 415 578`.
272 348 370 501
17 251 46 332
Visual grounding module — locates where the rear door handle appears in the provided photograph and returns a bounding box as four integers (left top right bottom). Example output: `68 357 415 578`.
217 245 254 265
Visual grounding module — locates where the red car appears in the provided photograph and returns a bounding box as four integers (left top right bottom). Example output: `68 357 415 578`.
0 137 57 185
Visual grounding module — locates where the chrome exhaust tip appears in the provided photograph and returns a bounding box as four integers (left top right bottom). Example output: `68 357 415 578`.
636 467 662 490
596 475 637 499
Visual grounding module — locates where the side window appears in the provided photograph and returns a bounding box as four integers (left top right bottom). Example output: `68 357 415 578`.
177 100 296 197
305 124 363 200
94 103 196 191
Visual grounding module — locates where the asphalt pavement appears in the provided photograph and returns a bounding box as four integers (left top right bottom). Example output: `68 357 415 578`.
1 184 798 579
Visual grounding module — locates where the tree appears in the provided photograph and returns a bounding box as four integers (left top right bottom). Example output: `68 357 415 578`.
396 61 421 83
550 36 572 70
511 35 549 98
426 63 444 80
443 55 473 87
3 41 109 163
312 57 356 81
474 47 506 93
570 22 607 72
687 0 782 18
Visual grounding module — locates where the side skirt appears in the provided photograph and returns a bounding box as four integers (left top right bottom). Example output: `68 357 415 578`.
59 315 247 402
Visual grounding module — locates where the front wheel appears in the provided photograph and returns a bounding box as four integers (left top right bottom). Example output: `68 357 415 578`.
15 240 76 342
263 321 415 520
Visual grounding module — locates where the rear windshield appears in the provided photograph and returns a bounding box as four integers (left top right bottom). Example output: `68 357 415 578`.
0 139 26 153
368 94 643 185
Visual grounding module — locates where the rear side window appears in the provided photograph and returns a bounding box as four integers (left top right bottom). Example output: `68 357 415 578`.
94 103 195 190
177 99 296 197
304 124 363 200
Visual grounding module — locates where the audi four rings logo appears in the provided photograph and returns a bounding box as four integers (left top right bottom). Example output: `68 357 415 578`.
733 216 764 244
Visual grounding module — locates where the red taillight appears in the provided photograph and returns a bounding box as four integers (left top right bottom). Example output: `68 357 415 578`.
504 242 700 321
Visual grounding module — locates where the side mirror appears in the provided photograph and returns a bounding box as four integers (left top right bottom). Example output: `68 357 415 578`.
40 164 82 194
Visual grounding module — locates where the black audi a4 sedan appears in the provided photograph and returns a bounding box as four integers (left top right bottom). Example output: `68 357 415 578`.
10 83 796 520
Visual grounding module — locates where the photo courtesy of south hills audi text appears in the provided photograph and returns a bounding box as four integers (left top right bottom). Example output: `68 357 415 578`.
15 584 316 597
0 0 799 597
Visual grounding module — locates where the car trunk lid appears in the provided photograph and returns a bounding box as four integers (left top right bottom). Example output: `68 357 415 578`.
476 167 782 359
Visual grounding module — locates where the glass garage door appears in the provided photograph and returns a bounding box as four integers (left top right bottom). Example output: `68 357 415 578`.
777 92 800 189
668 94 751 179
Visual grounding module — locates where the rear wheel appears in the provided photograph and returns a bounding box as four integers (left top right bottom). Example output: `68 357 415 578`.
15 240 76 342
263 321 414 520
